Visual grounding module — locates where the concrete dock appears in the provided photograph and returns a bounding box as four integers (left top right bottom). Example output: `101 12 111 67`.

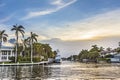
0 61 49 66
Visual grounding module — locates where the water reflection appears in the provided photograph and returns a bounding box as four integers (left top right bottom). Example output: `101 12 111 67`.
0 61 120 79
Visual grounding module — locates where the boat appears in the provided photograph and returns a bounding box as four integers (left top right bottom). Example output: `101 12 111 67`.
55 55 62 63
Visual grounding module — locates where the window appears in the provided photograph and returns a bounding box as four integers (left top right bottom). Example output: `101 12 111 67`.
8 51 11 55
2 56 7 60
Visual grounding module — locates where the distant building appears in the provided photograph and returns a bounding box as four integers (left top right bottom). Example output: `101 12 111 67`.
0 42 15 62
110 54 120 63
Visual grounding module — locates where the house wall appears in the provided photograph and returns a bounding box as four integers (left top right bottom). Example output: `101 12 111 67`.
110 58 120 62
0 48 15 62
110 54 120 63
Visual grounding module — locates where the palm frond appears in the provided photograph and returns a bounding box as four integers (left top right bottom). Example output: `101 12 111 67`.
18 25 25 29
3 34 8 37
1 30 5 34
20 31 25 37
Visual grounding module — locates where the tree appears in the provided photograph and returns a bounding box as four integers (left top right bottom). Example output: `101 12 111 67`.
42 44 52 59
79 45 100 62
27 32 38 62
11 24 25 63
115 47 120 53
89 45 100 61
0 30 8 54
21 38 29 57
53 51 58 58
99 47 104 52
106 47 112 52
78 49 89 60
90 45 99 52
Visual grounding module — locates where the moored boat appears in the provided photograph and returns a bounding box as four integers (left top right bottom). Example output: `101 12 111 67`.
55 55 62 63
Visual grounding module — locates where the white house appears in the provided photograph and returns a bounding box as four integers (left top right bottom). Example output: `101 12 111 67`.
110 54 120 63
0 42 15 62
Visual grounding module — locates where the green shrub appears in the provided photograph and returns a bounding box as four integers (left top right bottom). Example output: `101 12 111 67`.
18 56 22 62
9 56 41 63
97 58 106 61
105 54 114 58
9 56 15 63
97 58 111 63
106 58 111 63
33 57 41 62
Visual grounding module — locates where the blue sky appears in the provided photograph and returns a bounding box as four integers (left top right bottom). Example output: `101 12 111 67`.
1 0 120 57
1 0 120 25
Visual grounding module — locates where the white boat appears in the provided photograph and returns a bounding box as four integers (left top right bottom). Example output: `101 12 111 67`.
55 55 62 63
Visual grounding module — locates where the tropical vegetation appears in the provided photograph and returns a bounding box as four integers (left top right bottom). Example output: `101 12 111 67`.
1 24 58 63
11 24 25 63
68 44 120 63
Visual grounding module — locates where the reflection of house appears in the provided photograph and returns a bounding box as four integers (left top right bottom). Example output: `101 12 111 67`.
0 42 15 62
110 54 120 62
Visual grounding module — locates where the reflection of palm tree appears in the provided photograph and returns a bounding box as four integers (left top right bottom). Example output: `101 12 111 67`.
0 30 8 53
11 24 25 63
27 32 38 62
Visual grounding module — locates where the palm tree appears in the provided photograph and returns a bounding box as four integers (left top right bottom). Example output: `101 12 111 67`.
11 24 25 63
21 38 28 57
0 30 8 53
27 32 38 62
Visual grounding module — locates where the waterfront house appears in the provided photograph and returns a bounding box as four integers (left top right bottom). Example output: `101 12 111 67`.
0 42 15 62
110 53 120 62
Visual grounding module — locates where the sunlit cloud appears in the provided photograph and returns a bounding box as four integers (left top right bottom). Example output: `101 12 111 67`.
21 0 77 20
38 9 120 41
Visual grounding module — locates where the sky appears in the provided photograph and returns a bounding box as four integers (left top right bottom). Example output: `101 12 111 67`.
1 0 120 57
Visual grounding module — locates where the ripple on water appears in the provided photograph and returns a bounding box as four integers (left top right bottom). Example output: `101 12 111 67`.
0 61 120 79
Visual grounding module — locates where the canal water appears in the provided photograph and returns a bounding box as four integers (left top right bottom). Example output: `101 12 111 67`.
0 61 120 80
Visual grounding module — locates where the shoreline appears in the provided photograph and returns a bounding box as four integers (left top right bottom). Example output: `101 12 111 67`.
0 61 50 66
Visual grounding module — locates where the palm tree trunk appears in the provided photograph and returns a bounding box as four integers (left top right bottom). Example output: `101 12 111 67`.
22 45 25 57
15 35 18 63
31 32 33 63
0 40 2 61
31 40 33 63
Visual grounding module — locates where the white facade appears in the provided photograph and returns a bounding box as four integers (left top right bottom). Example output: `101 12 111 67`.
110 54 120 62
0 42 15 62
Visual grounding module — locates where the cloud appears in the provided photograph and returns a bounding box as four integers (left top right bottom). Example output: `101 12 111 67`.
21 0 77 20
0 3 5 7
20 8 120 42
39 9 120 41
42 36 120 57
50 0 64 6
0 14 14 23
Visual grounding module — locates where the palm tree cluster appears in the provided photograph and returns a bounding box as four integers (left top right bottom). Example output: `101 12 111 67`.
0 24 57 63
68 44 120 62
